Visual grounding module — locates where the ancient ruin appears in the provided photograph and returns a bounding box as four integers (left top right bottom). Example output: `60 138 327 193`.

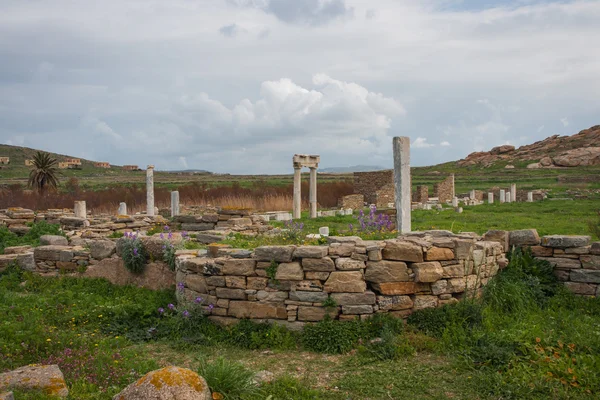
292 154 320 219
393 137 411 233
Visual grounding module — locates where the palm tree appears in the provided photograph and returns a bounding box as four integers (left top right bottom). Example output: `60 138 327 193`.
28 151 60 194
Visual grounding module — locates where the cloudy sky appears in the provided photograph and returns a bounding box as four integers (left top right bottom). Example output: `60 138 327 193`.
0 0 599 173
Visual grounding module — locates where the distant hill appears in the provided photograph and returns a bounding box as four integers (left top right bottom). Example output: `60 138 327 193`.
457 125 600 169
320 165 387 173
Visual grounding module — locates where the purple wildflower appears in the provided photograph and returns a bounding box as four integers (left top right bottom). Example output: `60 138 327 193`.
207 304 214 311
158 307 164 314
182 310 190 318
181 231 188 238
177 282 185 291
133 247 138 256
194 296 203 304
160 233 164 240
168 303 175 310
164 225 170 231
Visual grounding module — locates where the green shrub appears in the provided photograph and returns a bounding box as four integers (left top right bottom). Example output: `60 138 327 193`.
322 296 337 308
407 300 483 337
464 334 520 368
197 357 259 399
0 221 64 253
108 231 124 239
120 232 147 273
226 319 296 350
302 317 363 354
359 327 415 360
265 260 278 283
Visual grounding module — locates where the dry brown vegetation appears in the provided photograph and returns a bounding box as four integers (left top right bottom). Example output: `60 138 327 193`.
0 180 353 214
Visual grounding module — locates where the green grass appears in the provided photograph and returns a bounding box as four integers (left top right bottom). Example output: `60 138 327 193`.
0 221 65 253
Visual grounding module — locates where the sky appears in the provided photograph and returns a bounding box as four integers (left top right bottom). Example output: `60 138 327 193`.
0 0 599 174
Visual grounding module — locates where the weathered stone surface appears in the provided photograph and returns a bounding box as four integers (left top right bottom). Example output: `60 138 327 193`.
16 253 35 271
371 282 416 295
112 366 211 400
215 288 246 300
509 229 540 247
591 242 600 255
364 261 409 283
335 258 366 270
530 246 553 257
535 257 581 270
304 271 330 280
413 295 439 310
84 259 175 290
229 217 252 227
328 243 355 257
412 262 444 283
570 269 600 283
221 259 256 276
377 295 413 310
342 305 373 314
228 301 287 319
289 291 328 303
367 249 382 261
39 235 68 246
564 282 597 295
254 246 295 262
33 245 72 261
181 223 214 232
194 233 226 244
256 290 288 302
382 240 423 262
276 262 304 280
57 261 78 271
453 239 475 259
442 264 465 278
581 255 600 270
297 306 335 321
294 246 328 258
205 275 225 287
89 240 117 260
431 280 447 295
324 271 366 293
0 364 68 398
247 277 269 290
0 391 14 400
446 276 479 293
225 276 246 289
302 257 335 271
541 235 591 248
331 291 376 305
3 245 32 255
565 246 591 255
482 230 509 252
425 247 455 261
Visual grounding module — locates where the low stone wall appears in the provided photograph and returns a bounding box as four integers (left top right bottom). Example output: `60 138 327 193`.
489 229 600 296
176 232 506 328
338 194 365 210
413 185 429 203
433 175 455 203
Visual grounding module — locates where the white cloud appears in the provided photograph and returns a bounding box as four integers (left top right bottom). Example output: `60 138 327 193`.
560 117 569 127
440 141 450 147
413 137 434 148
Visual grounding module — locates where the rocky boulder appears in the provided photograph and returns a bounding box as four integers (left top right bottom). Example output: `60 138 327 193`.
39 235 68 246
0 364 68 398
89 239 117 260
113 366 211 400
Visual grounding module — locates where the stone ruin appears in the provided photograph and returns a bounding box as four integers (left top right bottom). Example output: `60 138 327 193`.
292 154 320 219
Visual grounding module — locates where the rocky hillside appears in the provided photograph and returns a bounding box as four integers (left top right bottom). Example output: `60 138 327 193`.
458 125 600 168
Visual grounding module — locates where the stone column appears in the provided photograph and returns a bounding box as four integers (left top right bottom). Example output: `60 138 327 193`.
452 197 458 207
469 190 476 200
293 167 302 219
488 192 494 204
309 167 317 219
511 184 517 203
171 191 180 217
527 191 533 202
450 174 455 199
499 189 505 203
506 192 511 203
146 165 155 216
118 202 127 215
74 201 86 218
393 137 411 233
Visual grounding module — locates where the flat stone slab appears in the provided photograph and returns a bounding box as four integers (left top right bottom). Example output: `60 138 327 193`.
541 235 591 248
0 364 68 398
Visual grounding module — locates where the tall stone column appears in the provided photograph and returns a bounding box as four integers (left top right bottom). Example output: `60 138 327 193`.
506 192 511 203
393 137 411 233
293 167 302 219
469 190 476 200
146 165 155 216
118 202 127 215
74 201 86 218
171 191 180 217
511 183 517 203
527 191 533 202
488 192 494 204
499 190 505 203
309 167 317 219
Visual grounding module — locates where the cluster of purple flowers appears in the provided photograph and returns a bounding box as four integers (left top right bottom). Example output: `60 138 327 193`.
350 205 394 233
157 284 214 318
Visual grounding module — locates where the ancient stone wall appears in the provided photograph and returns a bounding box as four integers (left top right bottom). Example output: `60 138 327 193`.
353 170 394 205
338 194 365 210
175 233 506 327
433 175 454 203
375 184 395 209
484 229 600 296
413 186 429 203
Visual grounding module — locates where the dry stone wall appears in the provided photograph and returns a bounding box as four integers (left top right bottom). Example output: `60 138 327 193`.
176 232 507 328
413 185 429 203
338 194 365 210
433 174 455 203
353 170 394 206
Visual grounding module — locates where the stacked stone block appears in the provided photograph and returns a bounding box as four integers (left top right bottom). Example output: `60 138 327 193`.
176 232 506 327
338 194 365 210
433 175 455 203
412 185 429 203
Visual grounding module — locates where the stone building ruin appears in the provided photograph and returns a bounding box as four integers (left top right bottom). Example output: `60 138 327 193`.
292 154 320 219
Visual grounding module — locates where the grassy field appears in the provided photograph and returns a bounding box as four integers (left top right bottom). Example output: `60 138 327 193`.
2 249 600 400
269 199 600 240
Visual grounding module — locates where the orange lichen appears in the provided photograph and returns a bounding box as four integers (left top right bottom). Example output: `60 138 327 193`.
135 367 205 392
44 377 68 395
